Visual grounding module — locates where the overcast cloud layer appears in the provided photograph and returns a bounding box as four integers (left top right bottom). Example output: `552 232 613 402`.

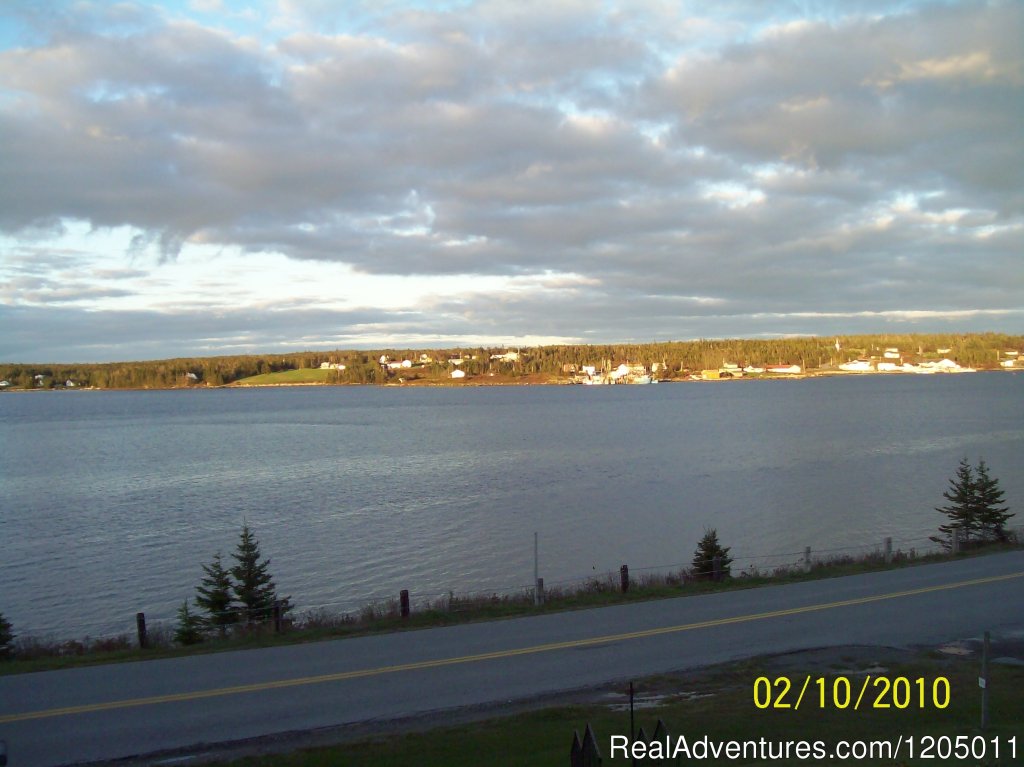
1 0 1022 362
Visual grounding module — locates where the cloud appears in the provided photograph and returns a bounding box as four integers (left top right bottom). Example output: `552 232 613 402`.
0 0 1021 360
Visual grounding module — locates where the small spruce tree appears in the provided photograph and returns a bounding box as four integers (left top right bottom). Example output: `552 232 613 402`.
0 612 14 659
691 528 733 581
932 458 980 551
173 600 205 646
974 459 1014 542
231 524 280 624
195 552 237 635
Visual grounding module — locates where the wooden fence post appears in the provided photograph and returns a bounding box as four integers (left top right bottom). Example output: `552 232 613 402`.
620 565 629 593
273 599 282 634
400 589 410 619
581 723 602 766
952 529 961 555
136 612 148 649
981 630 990 731
536 577 545 606
635 726 648 766
652 720 677 765
569 724 603 766
803 546 812 573
884 537 893 564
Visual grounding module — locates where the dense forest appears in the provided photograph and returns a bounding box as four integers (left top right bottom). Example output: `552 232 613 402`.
1 333 1021 390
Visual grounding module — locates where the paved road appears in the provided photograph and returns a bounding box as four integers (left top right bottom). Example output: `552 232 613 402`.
2 552 1023 766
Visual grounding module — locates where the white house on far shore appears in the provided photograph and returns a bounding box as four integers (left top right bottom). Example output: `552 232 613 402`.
451 369 466 379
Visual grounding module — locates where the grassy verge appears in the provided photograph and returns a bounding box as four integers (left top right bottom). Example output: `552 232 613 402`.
202 649 1024 766
234 368 335 385
3 543 1020 677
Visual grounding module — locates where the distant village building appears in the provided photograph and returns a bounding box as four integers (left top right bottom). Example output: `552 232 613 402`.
489 351 520 363
839 359 873 372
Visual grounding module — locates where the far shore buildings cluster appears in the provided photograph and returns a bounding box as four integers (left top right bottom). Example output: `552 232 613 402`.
2 345 1022 391
565 344 1023 384
364 351 523 380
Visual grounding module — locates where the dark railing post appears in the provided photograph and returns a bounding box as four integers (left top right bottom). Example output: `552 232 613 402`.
273 599 282 633
400 589 410 619
136 612 148 649
620 565 630 593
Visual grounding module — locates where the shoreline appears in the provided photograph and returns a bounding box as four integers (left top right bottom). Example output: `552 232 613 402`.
1 367 1016 393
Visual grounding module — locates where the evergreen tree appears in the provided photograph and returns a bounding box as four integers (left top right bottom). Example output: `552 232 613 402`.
974 459 1014 542
930 457 1011 550
173 600 205 646
0 612 14 659
691 528 733 581
932 458 979 550
231 524 279 624
195 552 237 635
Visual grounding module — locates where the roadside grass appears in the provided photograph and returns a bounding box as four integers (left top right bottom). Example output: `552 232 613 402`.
213 654 1024 766
2 542 1020 676
234 368 335 385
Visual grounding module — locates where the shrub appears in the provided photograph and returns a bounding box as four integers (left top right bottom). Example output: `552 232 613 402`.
691 528 733 581
0 612 14 659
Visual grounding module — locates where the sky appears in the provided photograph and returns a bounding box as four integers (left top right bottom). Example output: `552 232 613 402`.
0 0 1021 363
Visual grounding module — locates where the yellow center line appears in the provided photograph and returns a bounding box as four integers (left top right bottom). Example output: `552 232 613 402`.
2 570 1021 724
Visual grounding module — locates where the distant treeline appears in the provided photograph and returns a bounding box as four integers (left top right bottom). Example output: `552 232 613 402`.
2 332 1021 390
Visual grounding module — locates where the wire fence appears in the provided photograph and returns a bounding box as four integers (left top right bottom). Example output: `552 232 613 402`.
10 528 1021 652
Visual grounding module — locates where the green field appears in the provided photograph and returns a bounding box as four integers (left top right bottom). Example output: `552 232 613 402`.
234 368 335 385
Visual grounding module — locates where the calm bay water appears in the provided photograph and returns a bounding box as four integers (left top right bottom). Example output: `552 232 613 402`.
2 374 1022 638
